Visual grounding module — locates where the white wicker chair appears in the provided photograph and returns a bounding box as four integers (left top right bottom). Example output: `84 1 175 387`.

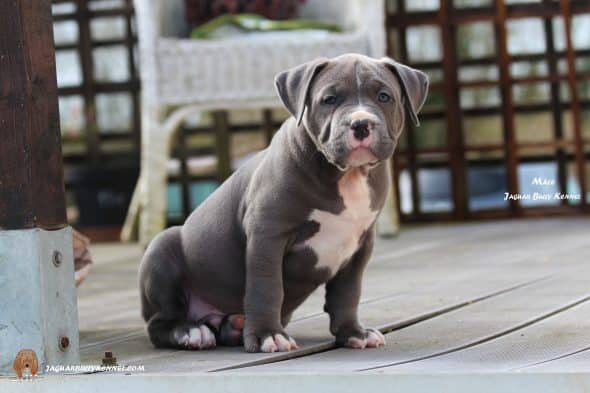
123 0 398 245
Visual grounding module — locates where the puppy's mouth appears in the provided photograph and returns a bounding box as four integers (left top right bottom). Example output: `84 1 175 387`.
346 146 379 168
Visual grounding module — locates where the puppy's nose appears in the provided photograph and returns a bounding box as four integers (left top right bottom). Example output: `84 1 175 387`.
351 119 372 141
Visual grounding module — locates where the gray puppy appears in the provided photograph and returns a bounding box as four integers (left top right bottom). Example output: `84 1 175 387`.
139 53 428 353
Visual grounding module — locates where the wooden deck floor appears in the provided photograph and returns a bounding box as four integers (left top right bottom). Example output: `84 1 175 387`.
71 217 590 376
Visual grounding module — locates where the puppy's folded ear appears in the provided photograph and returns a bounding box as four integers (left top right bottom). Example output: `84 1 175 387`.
380 57 429 127
274 57 329 126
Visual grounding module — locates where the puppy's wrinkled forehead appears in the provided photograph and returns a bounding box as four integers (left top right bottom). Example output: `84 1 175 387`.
312 56 401 99
274 54 428 129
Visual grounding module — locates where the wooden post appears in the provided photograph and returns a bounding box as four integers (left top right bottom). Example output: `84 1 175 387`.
542 0 568 203
397 0 421 218
0 0 80 375
439 0 468 220
494 0 521 216
75 0 101 162
0 1 67 229
560 0 587 210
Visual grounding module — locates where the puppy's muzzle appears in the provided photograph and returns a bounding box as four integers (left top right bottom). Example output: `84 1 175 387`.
351 119 372 141
347 110 379 149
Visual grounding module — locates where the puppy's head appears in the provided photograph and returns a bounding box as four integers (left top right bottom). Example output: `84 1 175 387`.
275 54 428 170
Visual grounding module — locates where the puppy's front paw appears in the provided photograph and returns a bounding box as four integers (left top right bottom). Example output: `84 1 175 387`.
243 330 298 353
341 328 386 349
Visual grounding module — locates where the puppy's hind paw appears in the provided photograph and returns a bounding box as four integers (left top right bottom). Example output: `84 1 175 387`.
217 314 245 346
173 324 216 350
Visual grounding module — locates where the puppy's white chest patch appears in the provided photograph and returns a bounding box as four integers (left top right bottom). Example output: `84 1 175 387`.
295 169 377 275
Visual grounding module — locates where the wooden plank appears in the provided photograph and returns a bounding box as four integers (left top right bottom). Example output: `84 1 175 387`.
75 219 590 373
0 0 67 229
386 297 590 372
523 345 590 372
77 218 589 332
235 263 590 373
212 219 589 372
119 272 544 373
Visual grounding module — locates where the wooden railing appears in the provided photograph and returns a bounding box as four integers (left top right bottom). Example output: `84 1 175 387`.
52 0 590 228
387 0 590 221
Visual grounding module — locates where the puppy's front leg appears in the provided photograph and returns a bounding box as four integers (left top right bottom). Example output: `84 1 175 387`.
324 227 386 349
243 233 298 353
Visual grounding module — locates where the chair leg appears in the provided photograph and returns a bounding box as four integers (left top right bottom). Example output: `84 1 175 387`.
139 132 172 246
262 109 274 146
213 111 231 182
377 158 400 237
136 106 203 246
121 173 142 242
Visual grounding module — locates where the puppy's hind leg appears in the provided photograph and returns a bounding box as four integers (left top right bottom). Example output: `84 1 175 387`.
216 314 245 346
139 227 216 350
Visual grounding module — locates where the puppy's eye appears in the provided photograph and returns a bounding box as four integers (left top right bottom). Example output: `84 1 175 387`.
378 92 391 103
322 95 337 105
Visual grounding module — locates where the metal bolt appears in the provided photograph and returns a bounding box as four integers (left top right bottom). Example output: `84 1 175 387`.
102 351 117 366
52 251 62 267
58 336 69 351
